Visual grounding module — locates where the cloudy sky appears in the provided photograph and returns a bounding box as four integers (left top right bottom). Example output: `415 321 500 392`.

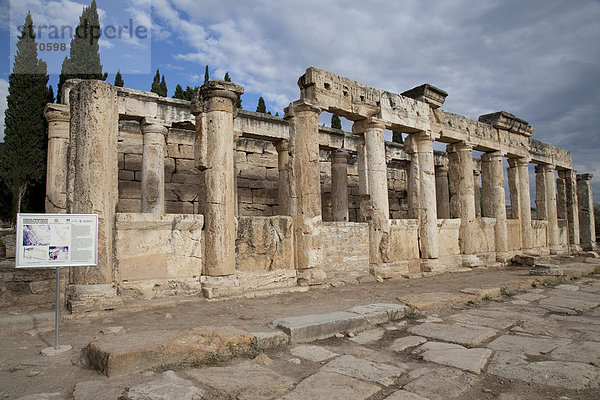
1 0 599 195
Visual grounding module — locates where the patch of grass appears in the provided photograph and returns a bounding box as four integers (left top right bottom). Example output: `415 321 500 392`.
467 300 478 307
500 287 515 297
404 308 422 320
482 295 494 302
531 282 538 288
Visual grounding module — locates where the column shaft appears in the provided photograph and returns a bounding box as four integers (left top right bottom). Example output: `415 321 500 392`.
507 161 520 220
559 169 580 250
474 171 482 218
275 140 291 215
44 103 70 213
331 149 349 222
535 165 547 220
543 165 560 254
481 151 508 261
141 120 167 213
448 142 477 255
516 158 534 250
435 164 450 219
356 135 370 222
577 174 597 251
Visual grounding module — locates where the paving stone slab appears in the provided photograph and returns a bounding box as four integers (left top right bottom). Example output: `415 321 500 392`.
413 341 492 374
555 284 579 291
349 328 385 344
323 354 404 386
403 367 475 399
290 344 338 362
16 394 64 400
445 310 519 330
512 292 546 301
538 296 599 312
550 341 600 366
86 326 257 376
397 292 470 309
383 390 430 400
390 336 427 353
273 311 368 342
407 323 497 347
278 370 381 400
549 314 600 325
124 371 205 400
486 334 571 356
510 317 574 338
346 303 408 323
186 360 295 399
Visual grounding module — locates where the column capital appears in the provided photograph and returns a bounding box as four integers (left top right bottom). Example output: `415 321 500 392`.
481 150 505 162
351 118 386 134
141 118 168 138
331 148 350 164
283 100 321 119
508 157 530 168
275 139 289 152
447 141 473 153
540 163 556 173
192 81 244 115
44 103 70 123
577 173 593 181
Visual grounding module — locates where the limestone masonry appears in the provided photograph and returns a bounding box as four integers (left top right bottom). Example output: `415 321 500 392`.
41 67 596 311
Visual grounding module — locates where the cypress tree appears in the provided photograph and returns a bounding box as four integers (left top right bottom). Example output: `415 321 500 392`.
57 0 106 102
224 72 231 82
151 68 161 95
114 70 124 87
184 86 196 101
204 65 209 83
47 85 55 104
236 95 242 109
331 114 342 130
392 131 404 144
0 12 49 220
159 75 167 97
173 84 185 99
256 97 266 113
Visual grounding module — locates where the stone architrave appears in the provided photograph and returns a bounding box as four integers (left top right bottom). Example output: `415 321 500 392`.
448 142 479 264
543 164 560 254
558 169 581 250
435 162 450 219
331 149 349 222
535 165 547 220
481 151 509 261
141 118 167 213
191 81 244 277
275 139 291 216
406 131 439 266
284 101 324 282
66 80 119 311
44 103 70 213
577 174 596 251
353 119 390 273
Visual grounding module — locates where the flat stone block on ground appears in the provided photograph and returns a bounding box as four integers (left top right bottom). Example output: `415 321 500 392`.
445 310 519 330
290 345 338 362
346 303 408 323
383 390 430 400
348 328 385 344
124 371 204 400
407 323 497 347
413 341 492 373
486 334 570 356
390 336 427 353
278 370 381 400
550 341 600 366
323 354 404 386
538 296 599 312
273 311 368 342
403 367 475 399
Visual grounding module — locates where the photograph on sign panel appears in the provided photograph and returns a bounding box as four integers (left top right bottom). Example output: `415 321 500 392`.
23 224 51 246
23 246 48 261
49 246 69 261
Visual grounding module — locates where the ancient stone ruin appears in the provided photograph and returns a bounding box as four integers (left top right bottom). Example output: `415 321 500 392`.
42 67 596 312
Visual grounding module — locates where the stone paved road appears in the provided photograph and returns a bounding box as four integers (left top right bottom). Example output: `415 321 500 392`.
64 277 600 400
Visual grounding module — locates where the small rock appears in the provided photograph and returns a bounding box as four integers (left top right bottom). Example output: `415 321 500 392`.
376 276 384 282
165 313 173 319
99 326 125 335
334 333 344 338
254 353 273 365
347 332 355 338
288 358 301 364
142 371 155 377
102 318 114 323
27 371 40 377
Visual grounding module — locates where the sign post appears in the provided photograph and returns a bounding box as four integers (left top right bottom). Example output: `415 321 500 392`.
15 213 98 355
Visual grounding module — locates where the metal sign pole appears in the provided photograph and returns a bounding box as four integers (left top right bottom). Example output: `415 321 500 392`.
55 266 60 350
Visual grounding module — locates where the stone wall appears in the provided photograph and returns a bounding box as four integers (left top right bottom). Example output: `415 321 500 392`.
507 220 522 251
115 213 203 299
471 218 497 263
532 220 549 252
318 222 370 279
387 219 421 275
236 216 294 272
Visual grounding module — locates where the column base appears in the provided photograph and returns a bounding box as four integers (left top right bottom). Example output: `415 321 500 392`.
549 245 562 255
461 254 485 268
370 261 412 279
495 251 511 264
570 244 582 253
67 284 122 314
296 268 327 286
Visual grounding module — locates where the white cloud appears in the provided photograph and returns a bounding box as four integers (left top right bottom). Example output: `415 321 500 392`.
0 78 9 142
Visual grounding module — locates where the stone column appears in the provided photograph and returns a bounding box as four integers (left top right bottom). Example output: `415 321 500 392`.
406 131 439 267
558 169 580 251
44 103 70 213
448 142 480 265
353 120 390 274
535 165 547 220
191 81 243 277
577 173 597 251
556 172 567 220
140 119 167 213
66 80 120 312
435 162 450 219
331 149 349 222
481 151 509 262
507 159 520 220
516 158 534 250
407 149 420 220
284 101 324 282
356 135 370 222
474 169 482 218
275 139 291 215
543 165 560 254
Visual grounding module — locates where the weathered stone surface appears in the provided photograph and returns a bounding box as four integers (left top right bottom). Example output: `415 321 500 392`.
529 264 563 276
87 326 256 376
486 334 570 356
323 354 403 386
346 303 407 323
550 341 600 366
349 328 385 344
236 216 294 272
124 371 204 400
445 310 519 330
390 336 427 352
407 323 497 347
252 331 290 350
186 361 294 400
290 345 338 362
16 393 64 400
538 296 599 311
403 367 475 399
273 311 367 342
279 370 380 400
383 390 430 400
413 341 492 373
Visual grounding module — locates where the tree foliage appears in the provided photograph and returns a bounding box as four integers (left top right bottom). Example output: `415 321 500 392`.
256 97 267 113
151 68 167 97
57 0 106 102
114 70 124 87
0 12 49 220
173 84 197 101
204 65 209 83
392 131 404 144
331 114 342 129
159 75 168 97
224 72 231 82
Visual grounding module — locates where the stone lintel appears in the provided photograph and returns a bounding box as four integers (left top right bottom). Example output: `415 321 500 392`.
478 111 534 137
577 173 593 181
400 83 448 109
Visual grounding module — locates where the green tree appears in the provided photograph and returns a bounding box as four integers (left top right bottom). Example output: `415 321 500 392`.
204 65 209 83
392 131 404 144
57 0 107 103
184 86 196 101
224 72 231 82
173 84 185 99
114 70 124 87
0 12 49 220
159 75 167 97
236 94 242 109
151 68 161 94
256 97 266 113
331 114 341 129
47 85 55 104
